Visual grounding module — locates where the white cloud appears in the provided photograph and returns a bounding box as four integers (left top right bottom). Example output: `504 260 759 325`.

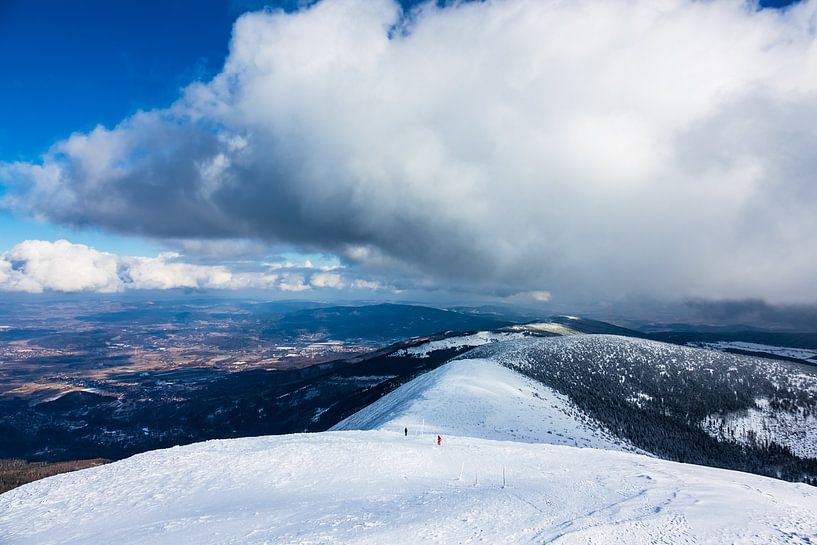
278 273 310 292
0 240 283 293
4 0 817 303
0 253 49 293
268 260 315 270
528 291 552 303
2 240 122 293
124 255 237 290
310 272 345 289
0 240 381 294
351 279 383 290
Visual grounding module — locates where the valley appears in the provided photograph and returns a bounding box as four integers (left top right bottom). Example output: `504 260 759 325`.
0 299 511 463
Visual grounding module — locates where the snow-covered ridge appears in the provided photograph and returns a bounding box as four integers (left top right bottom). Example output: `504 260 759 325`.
333 357 641 453
388 322 584 359
389 331 527 358
2 431 815 544
461 333 817 478
505 321 582 335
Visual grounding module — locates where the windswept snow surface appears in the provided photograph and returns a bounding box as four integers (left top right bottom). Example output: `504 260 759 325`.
2 432 816 545
333 358 641 452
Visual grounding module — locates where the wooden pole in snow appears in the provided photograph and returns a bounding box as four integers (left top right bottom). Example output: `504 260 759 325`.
502 466 506 489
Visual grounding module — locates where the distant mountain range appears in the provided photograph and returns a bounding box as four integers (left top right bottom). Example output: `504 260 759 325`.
260 302 514 341
2 303 816 488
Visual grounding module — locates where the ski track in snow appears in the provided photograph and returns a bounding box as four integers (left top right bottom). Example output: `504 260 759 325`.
1 432 816 545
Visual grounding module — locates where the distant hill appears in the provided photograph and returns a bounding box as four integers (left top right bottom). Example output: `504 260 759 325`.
545 315 649 337
261 303 514 341
467 334 817 483
646 330 817 365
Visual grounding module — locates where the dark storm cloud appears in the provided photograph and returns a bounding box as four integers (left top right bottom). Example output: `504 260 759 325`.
685 299 817 330
3 0 817 301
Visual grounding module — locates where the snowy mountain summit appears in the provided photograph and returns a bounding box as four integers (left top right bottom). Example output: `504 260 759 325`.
2 344 817 544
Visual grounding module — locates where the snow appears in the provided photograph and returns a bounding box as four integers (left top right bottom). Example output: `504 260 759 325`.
702 398 817 460
3 345 817 544
506 322 582 335
627 392 654 408
390 331 526 358
2 431 816 545
333 358 642 452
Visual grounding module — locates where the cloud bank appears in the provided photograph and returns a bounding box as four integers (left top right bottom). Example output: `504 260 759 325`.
0 240 384 294
3 0 817 302
684 298 817 330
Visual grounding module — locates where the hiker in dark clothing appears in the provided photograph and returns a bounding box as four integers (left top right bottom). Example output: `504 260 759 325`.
404 427 408 436
437 435 442 446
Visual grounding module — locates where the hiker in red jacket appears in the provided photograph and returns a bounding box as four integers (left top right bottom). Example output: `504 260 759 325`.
437 435 442 446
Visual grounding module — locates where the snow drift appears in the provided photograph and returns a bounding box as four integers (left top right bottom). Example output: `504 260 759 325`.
1 432 815 544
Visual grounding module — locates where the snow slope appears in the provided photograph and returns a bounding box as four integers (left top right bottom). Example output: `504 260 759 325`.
2 431 816 545
333 358 641 452
389 331 527 357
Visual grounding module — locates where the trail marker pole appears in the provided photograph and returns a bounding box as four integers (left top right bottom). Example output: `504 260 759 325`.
502 466 506 489
458 462 464 481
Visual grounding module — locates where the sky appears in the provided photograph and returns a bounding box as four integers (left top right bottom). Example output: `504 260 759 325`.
0 0 815 315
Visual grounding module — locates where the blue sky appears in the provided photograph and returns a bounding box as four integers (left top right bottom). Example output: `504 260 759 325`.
0 0 813 304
